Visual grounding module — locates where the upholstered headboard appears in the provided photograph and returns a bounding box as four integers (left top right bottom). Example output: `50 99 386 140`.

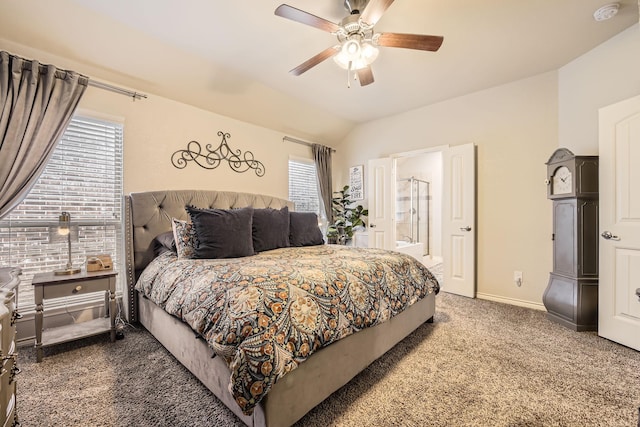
124 190 294 322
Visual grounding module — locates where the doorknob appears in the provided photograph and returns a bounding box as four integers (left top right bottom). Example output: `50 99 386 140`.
460 226 472 232
601 231 620 240
369 223 376 228
636 288 640 302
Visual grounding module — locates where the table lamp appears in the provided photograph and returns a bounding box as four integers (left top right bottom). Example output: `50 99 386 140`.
49 212 80 275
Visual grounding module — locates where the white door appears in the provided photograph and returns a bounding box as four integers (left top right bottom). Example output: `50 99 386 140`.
442 143 476 297
367 157 394 249
598 95 640 351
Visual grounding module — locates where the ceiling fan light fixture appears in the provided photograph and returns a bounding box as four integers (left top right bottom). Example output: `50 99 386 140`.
361 42 379 62
274 2 444 86
342 39 361 59
334 37 378 71
334 52 363 70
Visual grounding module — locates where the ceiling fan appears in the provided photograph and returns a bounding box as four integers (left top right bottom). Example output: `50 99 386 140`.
274 0 444 87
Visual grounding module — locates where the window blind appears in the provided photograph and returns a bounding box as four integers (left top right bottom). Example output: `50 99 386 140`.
288 159 321 215
0 115 124 312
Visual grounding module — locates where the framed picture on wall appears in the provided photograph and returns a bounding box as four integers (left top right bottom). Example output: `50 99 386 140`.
349 165 364 200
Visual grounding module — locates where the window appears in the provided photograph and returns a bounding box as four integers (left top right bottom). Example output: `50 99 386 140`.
288 158 322 216
0 115 124 311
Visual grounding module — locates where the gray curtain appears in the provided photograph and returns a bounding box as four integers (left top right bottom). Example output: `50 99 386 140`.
0 51 88 219
312 143 333 224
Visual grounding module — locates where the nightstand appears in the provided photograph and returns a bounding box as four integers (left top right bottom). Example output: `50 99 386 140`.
32 270 117 362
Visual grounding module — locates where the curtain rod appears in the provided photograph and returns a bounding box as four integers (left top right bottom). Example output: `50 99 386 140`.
6 52 147 100
283 136 336 153
88 79 147 100
15 56 147 100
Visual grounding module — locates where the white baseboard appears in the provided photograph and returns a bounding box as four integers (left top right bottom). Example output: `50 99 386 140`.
476 292 545 311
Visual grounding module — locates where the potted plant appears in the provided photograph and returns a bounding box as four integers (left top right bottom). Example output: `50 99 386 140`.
327 185 368 244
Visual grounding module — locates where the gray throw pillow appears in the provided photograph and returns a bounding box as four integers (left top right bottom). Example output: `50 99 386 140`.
252 207 290 252
186 205 255 259
153 230 176 256
289 211 324 247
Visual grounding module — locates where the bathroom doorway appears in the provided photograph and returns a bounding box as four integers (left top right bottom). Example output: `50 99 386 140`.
394 151 443 269
368 143 476 297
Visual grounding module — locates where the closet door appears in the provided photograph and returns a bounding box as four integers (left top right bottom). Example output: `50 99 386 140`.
598 95 640 351
442 143 476 298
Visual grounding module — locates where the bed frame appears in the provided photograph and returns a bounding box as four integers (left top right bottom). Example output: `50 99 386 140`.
124 190 436 427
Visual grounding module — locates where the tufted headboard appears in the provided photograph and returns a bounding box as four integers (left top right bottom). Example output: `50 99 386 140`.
124 189 294 322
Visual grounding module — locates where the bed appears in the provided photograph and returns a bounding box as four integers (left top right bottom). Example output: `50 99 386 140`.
124 190 439 427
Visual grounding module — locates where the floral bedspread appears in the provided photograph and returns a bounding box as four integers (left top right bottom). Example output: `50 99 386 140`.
135 245 439 415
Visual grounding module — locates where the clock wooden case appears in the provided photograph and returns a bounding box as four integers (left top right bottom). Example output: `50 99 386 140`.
543 148 599 331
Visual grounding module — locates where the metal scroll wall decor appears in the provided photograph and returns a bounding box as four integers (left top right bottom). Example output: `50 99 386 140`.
171 131 266 176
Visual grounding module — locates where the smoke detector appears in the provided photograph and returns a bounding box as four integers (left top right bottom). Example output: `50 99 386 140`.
593 3 620 21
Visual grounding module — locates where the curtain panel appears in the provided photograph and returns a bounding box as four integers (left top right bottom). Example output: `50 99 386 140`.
312 143 333 224
0 51 88 219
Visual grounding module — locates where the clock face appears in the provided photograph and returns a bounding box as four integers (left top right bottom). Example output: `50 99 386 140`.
552 166 572 195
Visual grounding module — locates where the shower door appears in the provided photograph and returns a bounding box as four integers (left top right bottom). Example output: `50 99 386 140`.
396 177 430 255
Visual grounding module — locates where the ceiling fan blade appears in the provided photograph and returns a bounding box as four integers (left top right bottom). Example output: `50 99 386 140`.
290 46 339 76
376 33 444 51
360 0 395 26
275 4 341 33
357 66 374 86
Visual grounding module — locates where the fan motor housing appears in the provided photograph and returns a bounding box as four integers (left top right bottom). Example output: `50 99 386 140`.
344 0 369 15
341 15 362 34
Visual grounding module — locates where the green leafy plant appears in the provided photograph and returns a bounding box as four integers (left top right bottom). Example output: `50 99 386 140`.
328 185 368 244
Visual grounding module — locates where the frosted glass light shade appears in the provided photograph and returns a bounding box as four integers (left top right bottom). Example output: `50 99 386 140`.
333 40 379 70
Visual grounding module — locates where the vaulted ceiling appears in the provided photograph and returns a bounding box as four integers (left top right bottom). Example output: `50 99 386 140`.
0 0 637 144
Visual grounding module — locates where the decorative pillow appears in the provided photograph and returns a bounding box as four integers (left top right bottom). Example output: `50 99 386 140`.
153 230 176 256
252 206 290 252
186 205 255 259
171 218 196 259
289 211 324 247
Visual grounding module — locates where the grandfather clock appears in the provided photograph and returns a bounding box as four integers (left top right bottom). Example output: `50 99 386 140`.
543 148 599 331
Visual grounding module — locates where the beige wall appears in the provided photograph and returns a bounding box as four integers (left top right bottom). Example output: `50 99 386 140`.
559 24 640 154
79 88 313 197
336 24 640 308
1 42 317 200
90 90 318 198
336 72 559 307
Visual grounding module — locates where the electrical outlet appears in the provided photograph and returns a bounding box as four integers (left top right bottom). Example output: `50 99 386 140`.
514 271 523 287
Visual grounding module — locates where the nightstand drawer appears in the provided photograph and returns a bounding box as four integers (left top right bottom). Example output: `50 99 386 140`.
40 277 111 300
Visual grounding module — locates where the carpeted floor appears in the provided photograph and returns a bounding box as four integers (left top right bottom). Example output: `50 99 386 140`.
18 291 640 427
